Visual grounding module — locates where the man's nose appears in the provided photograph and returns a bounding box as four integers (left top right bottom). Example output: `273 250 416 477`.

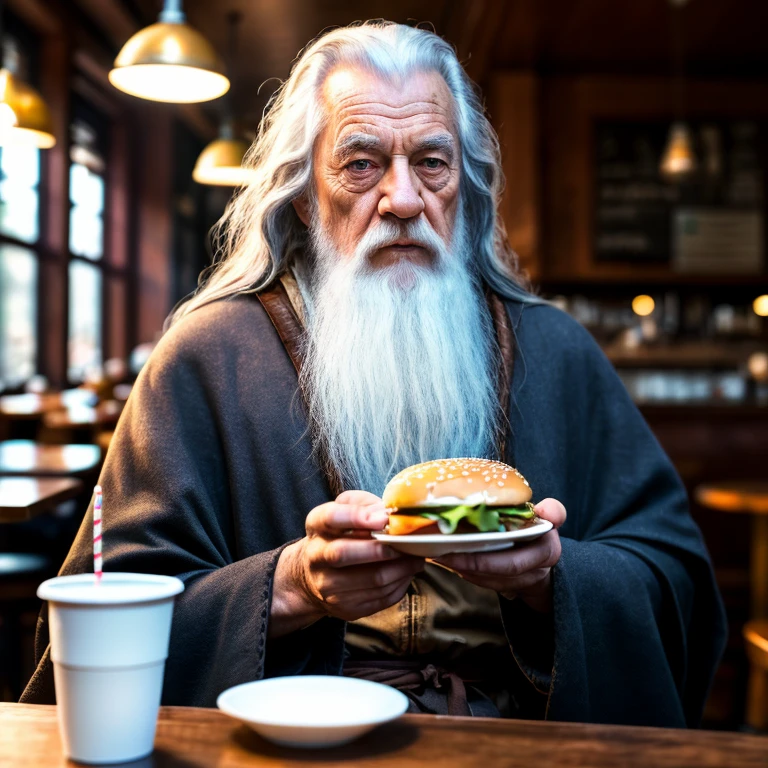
378 157 425 219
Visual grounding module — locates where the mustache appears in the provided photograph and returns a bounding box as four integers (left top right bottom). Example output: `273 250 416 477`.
354 218 446 264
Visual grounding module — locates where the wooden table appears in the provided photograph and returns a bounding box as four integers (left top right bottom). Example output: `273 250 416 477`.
0 477 83 523
0 390 97 420
1 704 766 768
41 400 124 432
0 441 101 477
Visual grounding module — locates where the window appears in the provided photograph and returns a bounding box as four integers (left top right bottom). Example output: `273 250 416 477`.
0 31 41 390
67 101 108 382
0 243 38 388
1 15 134 393
0 143 40 244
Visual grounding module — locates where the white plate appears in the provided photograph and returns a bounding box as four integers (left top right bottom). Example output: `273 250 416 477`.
371 518 553 557
216 675 409 748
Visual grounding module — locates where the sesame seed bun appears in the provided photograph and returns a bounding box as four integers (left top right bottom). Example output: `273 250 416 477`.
382 458 532 510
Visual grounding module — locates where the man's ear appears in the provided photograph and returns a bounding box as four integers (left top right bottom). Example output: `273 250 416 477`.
292 195 311 227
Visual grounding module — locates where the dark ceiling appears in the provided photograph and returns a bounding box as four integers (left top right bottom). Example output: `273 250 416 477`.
113 0 768 127
180 0 489 126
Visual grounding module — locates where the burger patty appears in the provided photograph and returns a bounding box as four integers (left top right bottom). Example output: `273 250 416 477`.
387 502 536 535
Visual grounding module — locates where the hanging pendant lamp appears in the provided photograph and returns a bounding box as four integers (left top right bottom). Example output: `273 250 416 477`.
109 0 229 104
193 13 254 186
660 121 697 178
193 121 252 186
660 0 696 180
0 28 55 148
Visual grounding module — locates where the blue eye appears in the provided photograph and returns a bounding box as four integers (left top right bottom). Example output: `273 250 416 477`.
422 158 444 170
348 159 371 171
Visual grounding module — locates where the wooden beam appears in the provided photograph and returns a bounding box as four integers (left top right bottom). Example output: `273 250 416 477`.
444 0 508 87
6 0 62 35
38 33 72 388
135 104 173 344
72 0 137 50
489 0 539 70
487 71 541 280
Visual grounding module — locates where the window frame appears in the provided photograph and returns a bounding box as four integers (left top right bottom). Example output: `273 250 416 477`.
0 17 48 390
66 94 112 383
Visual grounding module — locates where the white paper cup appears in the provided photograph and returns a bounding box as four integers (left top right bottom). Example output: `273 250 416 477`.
37 572 184 765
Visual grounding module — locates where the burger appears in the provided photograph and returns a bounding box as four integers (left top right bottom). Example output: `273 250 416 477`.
382 458 536 535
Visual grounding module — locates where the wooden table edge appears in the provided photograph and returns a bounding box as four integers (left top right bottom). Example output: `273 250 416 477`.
0 476 83 522
3 703 768 743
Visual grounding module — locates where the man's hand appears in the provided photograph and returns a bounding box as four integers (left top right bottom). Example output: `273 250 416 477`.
432 499 566 613
269 490 425 638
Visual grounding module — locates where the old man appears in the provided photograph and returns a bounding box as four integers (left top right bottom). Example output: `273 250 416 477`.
23 21 726 726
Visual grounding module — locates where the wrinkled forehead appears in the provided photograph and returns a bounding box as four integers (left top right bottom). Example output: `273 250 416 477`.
318 65 459 155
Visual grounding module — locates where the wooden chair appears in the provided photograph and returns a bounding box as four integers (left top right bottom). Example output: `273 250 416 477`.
696 483 768 730
0 553 52 701
743 621 768 731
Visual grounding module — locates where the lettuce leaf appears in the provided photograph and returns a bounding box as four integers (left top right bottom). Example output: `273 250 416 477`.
417 502 535 533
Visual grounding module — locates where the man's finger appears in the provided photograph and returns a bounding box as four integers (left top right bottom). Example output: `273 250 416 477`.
433 531 560 576
306 502 388 535
336 490 385 507
319 558 423 595
453 567 551 598
534 498 567 528
318 538 406 567
338 576 415 621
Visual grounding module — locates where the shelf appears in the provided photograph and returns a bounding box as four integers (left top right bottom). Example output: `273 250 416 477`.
604 341 762 368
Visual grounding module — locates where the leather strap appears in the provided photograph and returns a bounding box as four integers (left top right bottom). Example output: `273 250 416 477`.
256 279 306 381
256 278 515 496
485 288 514 462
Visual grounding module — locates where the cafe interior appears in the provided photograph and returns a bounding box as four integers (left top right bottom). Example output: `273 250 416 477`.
1 0 768 760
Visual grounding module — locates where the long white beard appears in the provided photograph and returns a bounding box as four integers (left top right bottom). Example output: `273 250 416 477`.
298 213 502 496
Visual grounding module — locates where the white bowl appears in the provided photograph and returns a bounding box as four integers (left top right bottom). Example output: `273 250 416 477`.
216 675 409 748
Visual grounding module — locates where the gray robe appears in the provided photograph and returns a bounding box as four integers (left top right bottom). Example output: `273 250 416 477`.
21 293 727 726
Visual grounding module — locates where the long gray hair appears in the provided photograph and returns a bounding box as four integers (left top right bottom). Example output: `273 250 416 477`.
167 21 535 328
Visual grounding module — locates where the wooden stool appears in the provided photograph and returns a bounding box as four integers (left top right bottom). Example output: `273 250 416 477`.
0 553 52 701
743 621 768 731
696 483 768 619
696 483 768 730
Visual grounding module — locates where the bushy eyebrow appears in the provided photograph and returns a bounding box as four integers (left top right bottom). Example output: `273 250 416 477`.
333 134 384 164
411 134 456 163
333 132 456 164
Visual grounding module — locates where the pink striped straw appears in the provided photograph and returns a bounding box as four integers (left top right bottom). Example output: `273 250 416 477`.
93 485 103 584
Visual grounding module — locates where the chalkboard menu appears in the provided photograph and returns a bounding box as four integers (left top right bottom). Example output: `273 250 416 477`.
594 120 765 272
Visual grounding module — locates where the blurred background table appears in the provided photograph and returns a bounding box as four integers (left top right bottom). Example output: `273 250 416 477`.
0 441 101 478
0 478 83 524
0 391 97 419
40 401 124 445
0 391 100 442
2 704 767 767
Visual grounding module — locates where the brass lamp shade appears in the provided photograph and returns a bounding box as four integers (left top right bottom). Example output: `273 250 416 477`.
0 68 56 148
193 136 253 186
109 22 229 103
660 122 696 179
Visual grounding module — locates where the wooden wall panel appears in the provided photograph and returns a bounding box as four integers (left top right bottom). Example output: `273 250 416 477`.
541 76 768 282
487 72 541 280
136 107 173 345
39 34 71 388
